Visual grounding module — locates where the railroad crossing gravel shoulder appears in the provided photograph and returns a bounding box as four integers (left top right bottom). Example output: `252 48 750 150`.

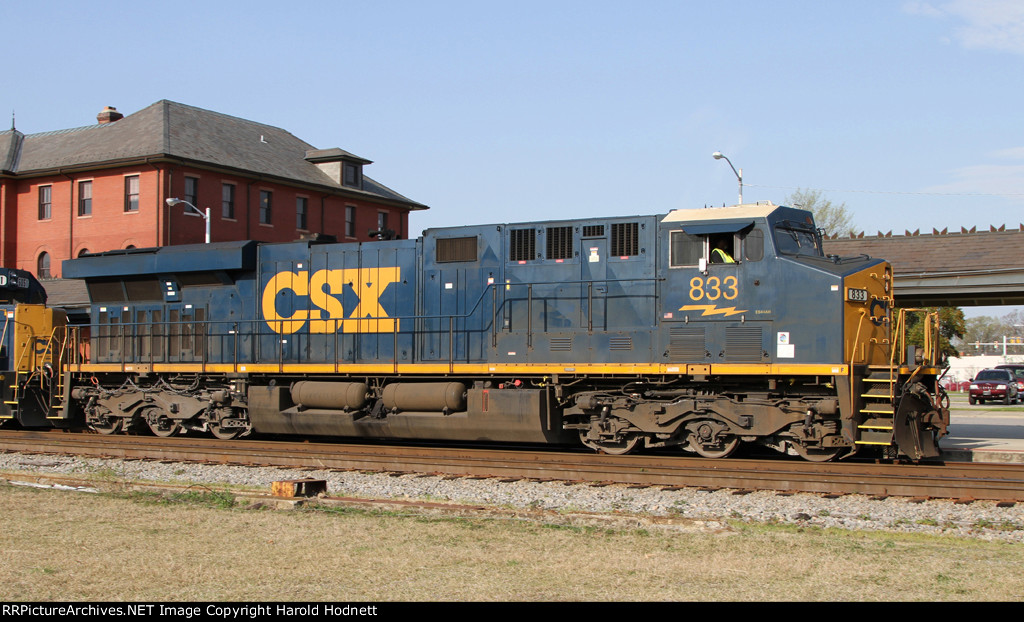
2 452 1024 542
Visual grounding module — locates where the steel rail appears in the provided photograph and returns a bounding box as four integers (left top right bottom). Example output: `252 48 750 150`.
1 430 1021 502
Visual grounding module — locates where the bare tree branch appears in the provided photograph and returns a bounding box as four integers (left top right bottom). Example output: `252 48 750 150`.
783 188 855 237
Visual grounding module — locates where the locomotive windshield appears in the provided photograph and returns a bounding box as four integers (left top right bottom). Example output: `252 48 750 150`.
774 222 823 257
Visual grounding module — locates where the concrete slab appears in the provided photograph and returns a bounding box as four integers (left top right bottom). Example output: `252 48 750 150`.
939 394 1024 463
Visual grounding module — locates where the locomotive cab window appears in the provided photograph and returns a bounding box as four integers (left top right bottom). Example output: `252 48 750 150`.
670 221 754 268
774 222 823 257
708 234 736 264
670 229 752 267
743 228 764 262
669 231 702 267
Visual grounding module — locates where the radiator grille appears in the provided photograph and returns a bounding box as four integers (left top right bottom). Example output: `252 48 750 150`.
726 327 763 362
549 337 573 352
609 337 633 351
669 326 706 360
546 226 573 260
509 229 535 261
611 222 639 256
436 236 477 263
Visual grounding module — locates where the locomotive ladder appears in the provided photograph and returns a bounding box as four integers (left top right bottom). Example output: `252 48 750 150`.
854 308 941 451
855 365 897 447
2 377 20 419
2 326 65 420
42 326 66 418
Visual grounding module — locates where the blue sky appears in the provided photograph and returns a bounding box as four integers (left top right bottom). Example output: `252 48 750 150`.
3 0 1022 318
6 1 1022 233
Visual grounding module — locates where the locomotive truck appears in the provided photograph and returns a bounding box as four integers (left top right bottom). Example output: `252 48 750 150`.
1 203 949 461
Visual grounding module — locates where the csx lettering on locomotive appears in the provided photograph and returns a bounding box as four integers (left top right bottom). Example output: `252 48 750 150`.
260 267 401 334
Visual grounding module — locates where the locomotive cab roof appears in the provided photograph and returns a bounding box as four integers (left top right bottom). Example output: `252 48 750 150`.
661 202 814 228
0 267 47 305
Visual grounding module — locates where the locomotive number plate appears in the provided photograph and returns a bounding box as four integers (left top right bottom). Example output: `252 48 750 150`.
847 288 869 302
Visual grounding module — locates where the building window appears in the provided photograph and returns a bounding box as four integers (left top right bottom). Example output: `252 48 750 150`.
377 211 388 232
78 248 90 257
185 177 199 206
124 175 139 212
343 163 361 188
78 181 92 216
259 190 272 225
222 183 235 219
345 206 355 238
37 252 51 279
38 186 52 220
296 197 308 230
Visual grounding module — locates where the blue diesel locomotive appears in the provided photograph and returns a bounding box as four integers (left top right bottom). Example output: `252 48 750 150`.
6 203 949 461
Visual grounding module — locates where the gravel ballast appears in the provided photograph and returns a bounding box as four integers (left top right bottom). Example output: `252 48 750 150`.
2 451 1023 542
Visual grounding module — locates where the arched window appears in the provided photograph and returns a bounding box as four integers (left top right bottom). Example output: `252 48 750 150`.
37 252 51 279
77 248 90 258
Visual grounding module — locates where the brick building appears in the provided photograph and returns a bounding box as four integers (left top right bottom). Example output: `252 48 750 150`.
0 100 427 279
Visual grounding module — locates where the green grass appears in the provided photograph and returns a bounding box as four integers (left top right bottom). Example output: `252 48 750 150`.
3 474 1024 601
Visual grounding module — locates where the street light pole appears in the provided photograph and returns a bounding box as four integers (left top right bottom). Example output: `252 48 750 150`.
165 197 210 244
712 151 743 205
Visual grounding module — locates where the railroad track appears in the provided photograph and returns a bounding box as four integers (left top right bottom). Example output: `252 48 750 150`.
2 429 1022 503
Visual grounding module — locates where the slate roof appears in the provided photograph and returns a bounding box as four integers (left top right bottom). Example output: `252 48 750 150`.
823 227 1024 275
0 100 425 209
0 129 24 172
41 278 90 311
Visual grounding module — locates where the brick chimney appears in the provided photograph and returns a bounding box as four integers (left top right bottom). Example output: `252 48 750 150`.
97 106 123 124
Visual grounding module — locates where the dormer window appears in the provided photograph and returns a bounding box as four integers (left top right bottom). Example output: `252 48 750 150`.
343 162 362 188
305 148 372 189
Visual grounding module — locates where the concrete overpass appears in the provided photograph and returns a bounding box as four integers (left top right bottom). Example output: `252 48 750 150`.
823 225 1024 307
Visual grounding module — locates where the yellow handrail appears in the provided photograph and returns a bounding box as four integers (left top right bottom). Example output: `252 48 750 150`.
849 309 868 412
0 315 10 360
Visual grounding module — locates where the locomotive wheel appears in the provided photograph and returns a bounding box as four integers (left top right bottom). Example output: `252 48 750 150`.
92 417 123 435
143 409 182 438
148 419 182 437
790 442 843 462
579 430 641 455
686 432 740 459
210 422 245 440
